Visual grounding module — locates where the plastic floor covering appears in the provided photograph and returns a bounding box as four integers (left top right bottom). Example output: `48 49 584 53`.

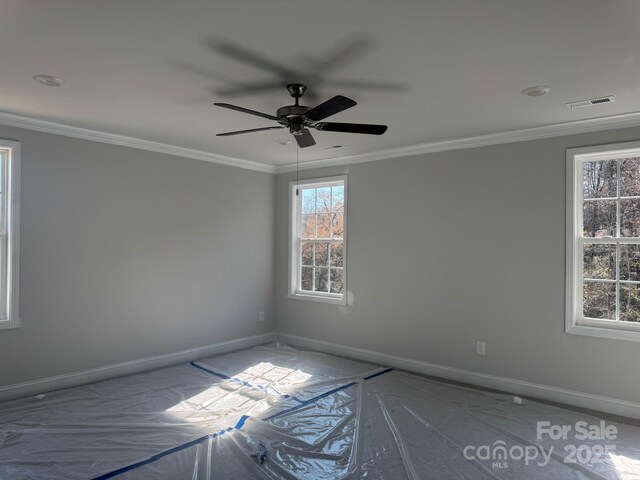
1 342 639 479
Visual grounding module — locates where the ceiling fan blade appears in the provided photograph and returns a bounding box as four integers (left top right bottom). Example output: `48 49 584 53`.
316 122 387 135
217 126 284 136
213 41 298 78
213 103 279 121
295 129 316 148
324 78 406 92
315 37 373 73
304 95 356 122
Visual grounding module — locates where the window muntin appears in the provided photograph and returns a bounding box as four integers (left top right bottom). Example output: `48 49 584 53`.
290 176 346 304
567 143 640 341
0 141 20 329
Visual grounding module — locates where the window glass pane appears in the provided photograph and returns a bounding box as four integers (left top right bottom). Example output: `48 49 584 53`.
620 284 640 322
332 213 344 239
332 186 344 212
301 214 316 239
583 244 615 279
301 188 316 214
330 242 344 267
330 268 343 294
317 214 331 238
620 157 640 197
620 244 640 281
583 282 616 320
583 200 616 237
620 199 640 237
314 242 328 266
301 267 313 291
301 241 313 266
316 187 332 213
583 160 617 199
293 179 345 301
314 267 329 292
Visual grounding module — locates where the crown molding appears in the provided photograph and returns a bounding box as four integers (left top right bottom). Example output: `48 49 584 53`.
0 111 277 173
275 110 640 173
2 109 640 176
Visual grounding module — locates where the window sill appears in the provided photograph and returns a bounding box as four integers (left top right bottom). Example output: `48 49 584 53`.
566 323 640 342
288 292 347 306
0 318 21 330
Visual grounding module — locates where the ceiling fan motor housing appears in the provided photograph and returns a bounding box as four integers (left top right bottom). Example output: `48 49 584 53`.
276 104 310 119
277 104 310 135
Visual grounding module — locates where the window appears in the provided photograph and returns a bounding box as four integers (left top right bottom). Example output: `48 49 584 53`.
0 141 19 329
289 176 347 305
566 141 640 341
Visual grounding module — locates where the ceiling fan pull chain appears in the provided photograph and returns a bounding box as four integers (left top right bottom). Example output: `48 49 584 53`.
296 144 300 196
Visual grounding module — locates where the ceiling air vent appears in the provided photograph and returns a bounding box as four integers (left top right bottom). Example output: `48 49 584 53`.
566 96 615 109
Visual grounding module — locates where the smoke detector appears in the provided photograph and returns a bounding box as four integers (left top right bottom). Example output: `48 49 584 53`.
566 96 615 109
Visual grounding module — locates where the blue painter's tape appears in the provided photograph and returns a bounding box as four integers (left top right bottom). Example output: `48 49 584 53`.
92 414 253 479
235 414 250 429
190 361 231 380
91 434 212 480
94 366 394 478
363 368 394 380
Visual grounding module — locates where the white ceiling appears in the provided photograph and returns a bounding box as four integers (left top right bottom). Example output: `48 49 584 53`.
1 0 639 168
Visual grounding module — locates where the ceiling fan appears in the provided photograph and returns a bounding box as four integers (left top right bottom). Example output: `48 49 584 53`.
213 83 387 148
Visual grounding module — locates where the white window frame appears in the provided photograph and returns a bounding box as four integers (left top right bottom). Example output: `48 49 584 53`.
566 140 640 342
0 140 20 330
288 175 347 305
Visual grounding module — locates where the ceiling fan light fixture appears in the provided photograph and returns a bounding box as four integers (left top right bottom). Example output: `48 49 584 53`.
290 123 305 136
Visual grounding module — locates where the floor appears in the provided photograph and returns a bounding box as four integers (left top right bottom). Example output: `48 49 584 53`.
0 342 639 479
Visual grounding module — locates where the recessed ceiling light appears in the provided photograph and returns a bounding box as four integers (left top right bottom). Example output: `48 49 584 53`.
33 75 63 87
276 139 293 146
521 85 551 97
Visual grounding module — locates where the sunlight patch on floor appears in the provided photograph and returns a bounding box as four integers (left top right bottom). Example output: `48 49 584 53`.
164 362 312 425
610 452 640 480
232 362 312 388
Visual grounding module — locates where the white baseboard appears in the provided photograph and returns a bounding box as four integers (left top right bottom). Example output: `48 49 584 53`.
0 332 275 403
5 331 638 420
276 332 640 420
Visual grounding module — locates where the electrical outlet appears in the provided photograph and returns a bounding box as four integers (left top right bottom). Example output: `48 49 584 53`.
258 311 265 322
476 341 486 356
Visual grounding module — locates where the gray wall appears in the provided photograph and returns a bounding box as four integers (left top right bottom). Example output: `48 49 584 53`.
0 125 275 386
275 127 640 405
3 120 639 405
